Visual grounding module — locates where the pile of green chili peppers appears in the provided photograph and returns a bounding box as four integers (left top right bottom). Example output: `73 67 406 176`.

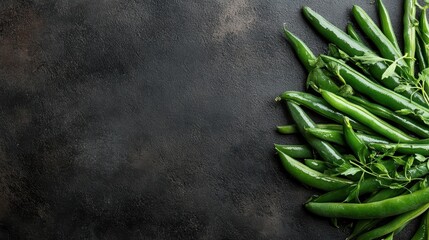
276 0 429 239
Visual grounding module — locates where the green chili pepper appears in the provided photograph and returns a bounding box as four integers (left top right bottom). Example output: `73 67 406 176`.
349 218 383 240
350 181 421 239
416 35 428 73
418 9 429 95
306 187 429 219
286 101 346 166
304 159 328 172
276 125 297 134
276 149 353 191
320 89 416 142
313 162 429 203
275 3 429 238
365 188 407 203
281 28 344 94
352 5 404 66
274 144 314 159
302 6 428 106
305 128 346 146
356 203 429 239
346 23 363 43
403 0 417 75
369 143 429 156
311 177 381 203
280 91 370 131
420 9 429 45
321 55 429 119
283 27 316 72
282 28 344 94
413 138 429 144
343 117 369 164
376 0 401 53
420 9 429 70
277 124 344 134
347 96 429 138
307 68 341 94
350 181 426 239
302 6 367 56
305 127 388 146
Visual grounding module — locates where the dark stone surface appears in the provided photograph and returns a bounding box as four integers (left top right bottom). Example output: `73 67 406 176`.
0 0 412 239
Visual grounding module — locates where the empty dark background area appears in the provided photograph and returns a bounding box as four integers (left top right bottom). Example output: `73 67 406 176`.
0 0 408 239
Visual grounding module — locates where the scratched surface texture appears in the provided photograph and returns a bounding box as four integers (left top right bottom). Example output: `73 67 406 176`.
0 0 410 239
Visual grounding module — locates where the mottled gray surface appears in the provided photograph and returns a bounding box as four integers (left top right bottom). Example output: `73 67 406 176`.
0 0 412 239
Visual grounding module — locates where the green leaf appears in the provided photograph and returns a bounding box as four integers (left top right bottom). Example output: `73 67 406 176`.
345 184 360 202
338 49 350 60
405 156 414 179
415 154 427 162
341 167 361 176
418 68 429 82
372 163 389 174
352 52 386 65
394 84 412 93
382 61 397 79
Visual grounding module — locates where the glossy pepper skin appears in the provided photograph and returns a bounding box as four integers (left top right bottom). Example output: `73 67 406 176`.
421 9 429 45
320 89 416 143
420 9 429 64
305 127 388 146
280 91 369 131
376 0 400 52
286 101 345 166
343 117 369 163
305 187 429 219
416 36 428 72
312 177 381 203
302 6 428 106
347 96 429 138
306 68 340 94
283 28 316 72
321 55 429 119
274 144 314 159
346 23 363 43
276 150 353 191
349 186 409 239
403 0 417 75
369 143 429 156
282 28 341 93
302 6 368 56
356 203 429 240
277 124 344 134
419 9 429 95
304 159 327 172
352 5 405 67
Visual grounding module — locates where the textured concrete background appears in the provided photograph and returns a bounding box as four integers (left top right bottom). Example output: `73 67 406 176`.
0 0 409 239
